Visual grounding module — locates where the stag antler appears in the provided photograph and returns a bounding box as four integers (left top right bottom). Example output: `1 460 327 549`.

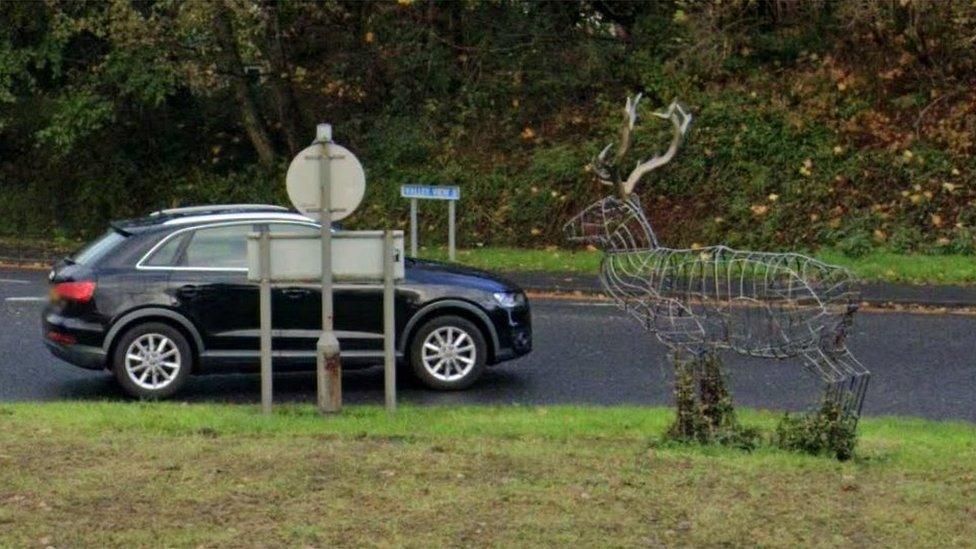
591 95 692 198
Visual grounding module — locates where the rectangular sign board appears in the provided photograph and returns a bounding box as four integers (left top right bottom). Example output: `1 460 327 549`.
400 184 460 201
247 230 405 282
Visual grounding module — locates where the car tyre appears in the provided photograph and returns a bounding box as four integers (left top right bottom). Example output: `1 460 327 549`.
112 322 192 400
410 315 487 390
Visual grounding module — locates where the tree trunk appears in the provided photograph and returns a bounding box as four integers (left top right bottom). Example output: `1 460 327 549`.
212 4 277 166
260 0 305 155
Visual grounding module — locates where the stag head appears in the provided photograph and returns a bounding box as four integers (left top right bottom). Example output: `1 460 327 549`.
564 95 692 250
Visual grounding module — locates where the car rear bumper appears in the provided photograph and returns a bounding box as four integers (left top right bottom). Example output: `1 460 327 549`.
43 339 107 370
43 306 108 370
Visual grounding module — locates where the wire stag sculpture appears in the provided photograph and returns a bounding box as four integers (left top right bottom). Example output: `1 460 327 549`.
564 94 870 421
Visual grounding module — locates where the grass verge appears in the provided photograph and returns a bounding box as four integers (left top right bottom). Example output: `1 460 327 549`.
2 235 973 284
1 402 974 547
420 246 976 284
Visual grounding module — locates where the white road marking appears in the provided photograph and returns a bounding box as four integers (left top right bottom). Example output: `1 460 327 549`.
536 300 617 308
4 296 47 302
0 279 30 284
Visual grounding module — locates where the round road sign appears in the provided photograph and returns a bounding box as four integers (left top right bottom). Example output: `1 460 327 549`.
286 142 365 222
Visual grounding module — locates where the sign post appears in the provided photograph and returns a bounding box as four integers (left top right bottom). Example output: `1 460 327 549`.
286 123 365 414
247 231 405 413
255 124 404 415
383 230 396 412
409 198 418 257
400 185 461 261
316 124 341 413
258 227 272 414
448 200 456 262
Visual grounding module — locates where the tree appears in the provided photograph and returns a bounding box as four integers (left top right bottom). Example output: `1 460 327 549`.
211 1 277 166
255 0 305 155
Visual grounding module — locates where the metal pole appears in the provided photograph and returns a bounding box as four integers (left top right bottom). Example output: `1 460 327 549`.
448 199 456 262
410 198 418 257
316 124 342 414
258 228 273 414
383 230 396 412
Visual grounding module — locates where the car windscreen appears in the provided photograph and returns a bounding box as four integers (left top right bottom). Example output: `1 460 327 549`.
71 229 128 265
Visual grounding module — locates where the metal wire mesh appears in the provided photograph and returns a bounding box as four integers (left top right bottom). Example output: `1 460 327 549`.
565 97 870 420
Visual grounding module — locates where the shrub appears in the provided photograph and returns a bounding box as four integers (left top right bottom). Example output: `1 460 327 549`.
665 352 759 451
775 400 858 461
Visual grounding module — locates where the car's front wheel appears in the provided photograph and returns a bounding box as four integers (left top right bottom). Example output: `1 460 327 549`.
112 322 192 399
410 315 487 390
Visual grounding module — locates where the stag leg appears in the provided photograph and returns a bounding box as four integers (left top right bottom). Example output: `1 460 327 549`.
668 349 700 440
696 350 734 431
828 346 870 419
667 347 739 443
801 346 871 424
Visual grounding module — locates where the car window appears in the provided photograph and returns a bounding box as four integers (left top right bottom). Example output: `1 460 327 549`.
183 224 254 269
143 233 187 267
72 229 127 265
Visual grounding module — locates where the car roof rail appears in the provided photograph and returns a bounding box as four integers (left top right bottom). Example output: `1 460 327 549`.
149 204 290 217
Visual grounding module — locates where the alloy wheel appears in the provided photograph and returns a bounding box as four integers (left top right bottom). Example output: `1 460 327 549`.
124 333 182 391
421 326 477 382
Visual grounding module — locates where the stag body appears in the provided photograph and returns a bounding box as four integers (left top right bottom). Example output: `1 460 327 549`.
565 96 870 419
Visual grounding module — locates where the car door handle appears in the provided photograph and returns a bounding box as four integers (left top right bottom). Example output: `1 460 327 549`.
281 288 311 299
177 285 202 300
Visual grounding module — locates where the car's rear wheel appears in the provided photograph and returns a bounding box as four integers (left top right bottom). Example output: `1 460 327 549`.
112 322 192 399
410 315 487 390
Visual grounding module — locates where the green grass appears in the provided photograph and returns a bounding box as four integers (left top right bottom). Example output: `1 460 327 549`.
2 233 974 284
0 236 80 258
815 250 976 285
1 402 974 547
419 246 976 284
421 245 604 274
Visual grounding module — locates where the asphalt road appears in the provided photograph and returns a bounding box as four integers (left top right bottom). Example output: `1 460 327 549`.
2 267 974 421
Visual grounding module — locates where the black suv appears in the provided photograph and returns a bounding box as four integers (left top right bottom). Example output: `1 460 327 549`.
42 205 531 398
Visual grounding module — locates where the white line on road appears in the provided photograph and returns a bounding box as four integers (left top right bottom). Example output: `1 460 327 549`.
536 300 617 308
4 296 47 302
0 279 30 284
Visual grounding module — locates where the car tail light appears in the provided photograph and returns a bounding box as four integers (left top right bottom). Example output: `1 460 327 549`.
46 331 77 345
52 281 96 303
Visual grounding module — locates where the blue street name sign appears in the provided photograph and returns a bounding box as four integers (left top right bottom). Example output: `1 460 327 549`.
400 185 460 201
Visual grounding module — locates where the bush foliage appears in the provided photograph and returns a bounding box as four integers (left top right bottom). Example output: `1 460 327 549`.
1 1 973 254
665 352 860 460
665 352 759 450
775 400 859 461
